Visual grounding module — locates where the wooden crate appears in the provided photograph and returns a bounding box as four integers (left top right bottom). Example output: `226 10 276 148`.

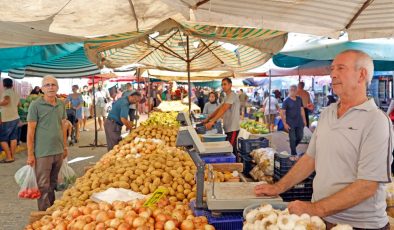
29 211 52 224
207 163 243 182
208 163 243 173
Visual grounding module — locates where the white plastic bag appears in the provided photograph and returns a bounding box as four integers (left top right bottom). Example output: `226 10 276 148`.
16 165 41 199
15 165 30 187
56 159 77 191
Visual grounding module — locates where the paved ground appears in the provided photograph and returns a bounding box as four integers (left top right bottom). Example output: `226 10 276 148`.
0 115 148 230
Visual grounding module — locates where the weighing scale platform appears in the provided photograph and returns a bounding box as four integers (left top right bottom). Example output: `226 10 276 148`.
176 126 233 155
206 182 283 211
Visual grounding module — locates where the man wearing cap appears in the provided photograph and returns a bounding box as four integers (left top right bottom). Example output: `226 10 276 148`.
104 91 141 150
255 50 393 229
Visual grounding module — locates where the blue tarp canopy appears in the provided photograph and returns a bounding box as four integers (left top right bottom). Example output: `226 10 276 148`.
0 43 82 71
8 47 100 79
273 39 394 71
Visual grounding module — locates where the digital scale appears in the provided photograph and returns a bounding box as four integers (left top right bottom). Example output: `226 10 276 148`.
176 126 233 155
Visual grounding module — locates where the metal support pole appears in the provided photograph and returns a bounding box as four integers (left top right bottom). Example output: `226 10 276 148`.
186 35 192 114
268 70 272 132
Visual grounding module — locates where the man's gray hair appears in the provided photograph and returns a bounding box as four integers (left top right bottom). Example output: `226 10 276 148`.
41 75 58 87
290 85 297 90
338 49 374 85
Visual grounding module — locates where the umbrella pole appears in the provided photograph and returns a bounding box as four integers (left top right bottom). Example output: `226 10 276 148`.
268 70 272 132
186 35 191 115
80 76 106 149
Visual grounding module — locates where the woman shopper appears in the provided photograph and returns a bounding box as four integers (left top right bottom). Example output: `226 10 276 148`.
81 85 92 131
262 92 280 131
203 92 219 116
65 85 83 142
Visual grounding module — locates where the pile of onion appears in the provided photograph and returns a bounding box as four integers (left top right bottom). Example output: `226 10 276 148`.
26 198 215 230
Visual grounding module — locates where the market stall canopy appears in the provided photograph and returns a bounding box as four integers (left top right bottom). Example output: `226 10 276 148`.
0 43 81 71
0 0 185 37
273 38 394 71
162 0 394 40
243 77 299 88
84 18 287 72
144 69 233 81
0 21 84 48
8 47 100 79
264 61 331 77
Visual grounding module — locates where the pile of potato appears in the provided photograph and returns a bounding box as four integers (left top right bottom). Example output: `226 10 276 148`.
27 198 215 230
48 144 197 212
123 125 179 147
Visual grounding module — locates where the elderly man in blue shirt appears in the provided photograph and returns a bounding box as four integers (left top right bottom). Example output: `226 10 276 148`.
104 91 141 150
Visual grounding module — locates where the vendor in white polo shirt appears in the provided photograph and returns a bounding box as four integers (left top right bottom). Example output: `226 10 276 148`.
255 50 393 230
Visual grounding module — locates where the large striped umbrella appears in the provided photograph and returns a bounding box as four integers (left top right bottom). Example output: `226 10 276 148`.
85 19 287 112
85 19 287 72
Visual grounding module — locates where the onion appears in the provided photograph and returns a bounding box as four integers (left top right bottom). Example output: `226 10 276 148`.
71 210 82 219
95 222 105 230
204 224 215 230
52 210 62 218
124 215 135 225
109 218 121 228
180 220 194 230
115 210 125 219
87 203 99 210
108 210 115 219
117 222 131 230
155 221 165 230
155 214 167 223
68 207 79 216
164 220 176 230
113 201 127 210
73 219 86 229
185 215 194 221
200 216 208 224
82 207 93 215
95 211 110 223
54 222 67 230
172 210 185 222
139 211 151 219
132 217 147 228
152 209 163 218
98 202 112 211
82 222 96 230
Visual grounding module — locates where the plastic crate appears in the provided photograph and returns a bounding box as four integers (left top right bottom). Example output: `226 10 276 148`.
240 155 256 177
274 153 315 179
238 137 269 156
274 175 313 202
274 153 298 178
190 201 244 230
201 153 236 164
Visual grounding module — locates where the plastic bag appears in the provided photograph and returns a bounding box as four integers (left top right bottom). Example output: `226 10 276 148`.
250 148 276 176
15 165 30 187
56 159 77 191
16 165 41 199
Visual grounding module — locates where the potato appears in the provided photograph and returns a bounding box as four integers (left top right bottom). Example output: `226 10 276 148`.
116 168 126 174
176 185 184 193
119 176 129 182
119 182 130 189
176 193 185 200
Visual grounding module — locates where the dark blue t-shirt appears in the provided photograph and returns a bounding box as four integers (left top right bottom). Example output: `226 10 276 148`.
282 96 304 128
